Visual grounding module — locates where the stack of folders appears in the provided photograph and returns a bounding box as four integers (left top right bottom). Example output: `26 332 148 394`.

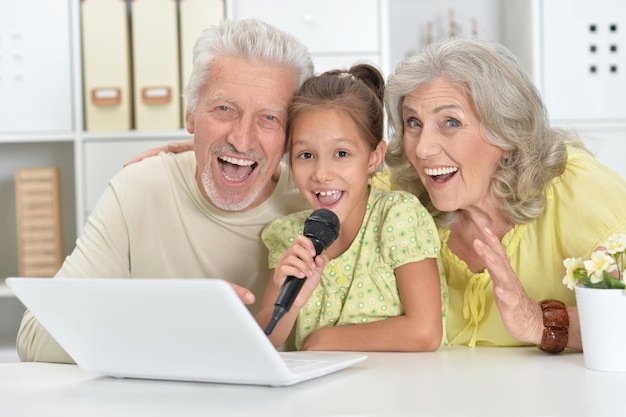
81 0 224 131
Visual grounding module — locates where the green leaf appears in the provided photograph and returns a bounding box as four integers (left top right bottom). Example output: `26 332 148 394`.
602 271 626 289
578 277 607 289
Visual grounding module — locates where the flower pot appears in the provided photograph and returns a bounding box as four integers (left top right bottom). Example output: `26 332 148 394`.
575 286 626 372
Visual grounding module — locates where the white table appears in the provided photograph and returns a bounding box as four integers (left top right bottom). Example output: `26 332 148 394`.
2 347 624 417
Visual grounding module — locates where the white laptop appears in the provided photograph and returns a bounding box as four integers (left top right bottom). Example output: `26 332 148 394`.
6 277 366 386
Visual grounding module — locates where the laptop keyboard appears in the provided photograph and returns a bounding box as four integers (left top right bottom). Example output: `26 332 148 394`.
284 359 325 371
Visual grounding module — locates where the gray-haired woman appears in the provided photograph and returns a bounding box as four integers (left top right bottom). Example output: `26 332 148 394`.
384 37 626 352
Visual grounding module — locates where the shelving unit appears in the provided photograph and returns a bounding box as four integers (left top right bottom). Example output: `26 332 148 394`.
0 0 191 356
0 1 193 282
0 0 385 282
1 0 624 359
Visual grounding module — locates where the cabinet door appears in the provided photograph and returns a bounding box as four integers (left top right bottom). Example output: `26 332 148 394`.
541 0 626 122
574 127 626 180
229 0 380 73
82 139 189 218
0 0 72 133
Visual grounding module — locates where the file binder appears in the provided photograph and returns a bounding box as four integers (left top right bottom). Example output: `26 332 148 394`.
81 0 132 131
131 0 181 130
179 0 225 119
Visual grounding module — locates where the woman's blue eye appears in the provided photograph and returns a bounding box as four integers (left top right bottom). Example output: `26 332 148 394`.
406 117 420 128
446 119 460 127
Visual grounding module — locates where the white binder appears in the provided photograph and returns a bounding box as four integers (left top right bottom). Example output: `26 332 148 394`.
131 0 181 130
81 0 132 131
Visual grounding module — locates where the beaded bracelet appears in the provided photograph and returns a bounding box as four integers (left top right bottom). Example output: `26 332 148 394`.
537 299 569 353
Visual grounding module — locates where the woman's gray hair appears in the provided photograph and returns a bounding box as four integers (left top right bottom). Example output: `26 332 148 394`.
384 37 585 226
183 19 314 116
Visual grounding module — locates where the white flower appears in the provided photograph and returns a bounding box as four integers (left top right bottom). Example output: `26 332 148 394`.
583 251 616 283
562 233 626 291
562 257 584 290
603 233 626 255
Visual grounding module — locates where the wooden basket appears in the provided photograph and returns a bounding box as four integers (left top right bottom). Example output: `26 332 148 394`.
15 167 62 277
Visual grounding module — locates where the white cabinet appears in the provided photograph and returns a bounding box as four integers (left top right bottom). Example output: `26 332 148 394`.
0 0 73 133
0 1 192 281
81 136 189 217
540 0 626 123
503 0 626 179
227 0 384 74
506 0 626 124
0 0 77 283
0 0 192 358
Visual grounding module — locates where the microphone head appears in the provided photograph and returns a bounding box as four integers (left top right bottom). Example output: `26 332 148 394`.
303 209 340 255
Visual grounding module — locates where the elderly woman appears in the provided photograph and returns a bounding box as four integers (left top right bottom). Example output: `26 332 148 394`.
383 37 626 351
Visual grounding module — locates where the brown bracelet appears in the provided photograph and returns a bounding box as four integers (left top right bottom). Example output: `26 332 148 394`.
537 299 569 353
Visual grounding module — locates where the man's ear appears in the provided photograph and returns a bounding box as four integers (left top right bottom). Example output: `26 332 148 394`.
368 140 387 174
185 111 195 134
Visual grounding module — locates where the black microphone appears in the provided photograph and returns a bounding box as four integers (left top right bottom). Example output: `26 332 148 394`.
264 208 340 336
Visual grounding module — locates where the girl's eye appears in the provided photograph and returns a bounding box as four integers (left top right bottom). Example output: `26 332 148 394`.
297 152 313 159
336 150 349 158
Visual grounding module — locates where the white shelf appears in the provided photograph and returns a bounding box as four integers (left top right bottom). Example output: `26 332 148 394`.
0 134 75 144
0 283 15 299
0 347 19 363
81 129 192 142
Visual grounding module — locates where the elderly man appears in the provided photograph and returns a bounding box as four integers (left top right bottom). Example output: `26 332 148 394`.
17 19 313 363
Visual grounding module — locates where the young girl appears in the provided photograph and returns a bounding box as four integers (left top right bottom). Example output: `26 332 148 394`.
256 64 447 351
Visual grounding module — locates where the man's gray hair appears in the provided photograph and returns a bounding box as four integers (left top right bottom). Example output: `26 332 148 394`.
183 19 314 116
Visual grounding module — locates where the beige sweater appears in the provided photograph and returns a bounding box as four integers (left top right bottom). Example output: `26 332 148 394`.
16 151 307 363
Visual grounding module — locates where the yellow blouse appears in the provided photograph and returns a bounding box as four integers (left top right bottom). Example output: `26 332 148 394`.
442 146 626 346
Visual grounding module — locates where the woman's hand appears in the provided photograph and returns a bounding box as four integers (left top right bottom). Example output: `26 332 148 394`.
124 140 194 166
473 227 544 345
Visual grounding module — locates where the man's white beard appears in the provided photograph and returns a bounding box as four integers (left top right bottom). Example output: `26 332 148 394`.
200 165 265 212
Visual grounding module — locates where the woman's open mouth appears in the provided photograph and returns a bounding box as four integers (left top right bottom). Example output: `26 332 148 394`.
424 166 458 183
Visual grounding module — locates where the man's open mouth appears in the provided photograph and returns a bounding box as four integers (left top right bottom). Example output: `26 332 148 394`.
219 155 257 182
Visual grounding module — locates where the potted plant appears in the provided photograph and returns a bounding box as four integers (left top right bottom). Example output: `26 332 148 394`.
562 233 626 372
